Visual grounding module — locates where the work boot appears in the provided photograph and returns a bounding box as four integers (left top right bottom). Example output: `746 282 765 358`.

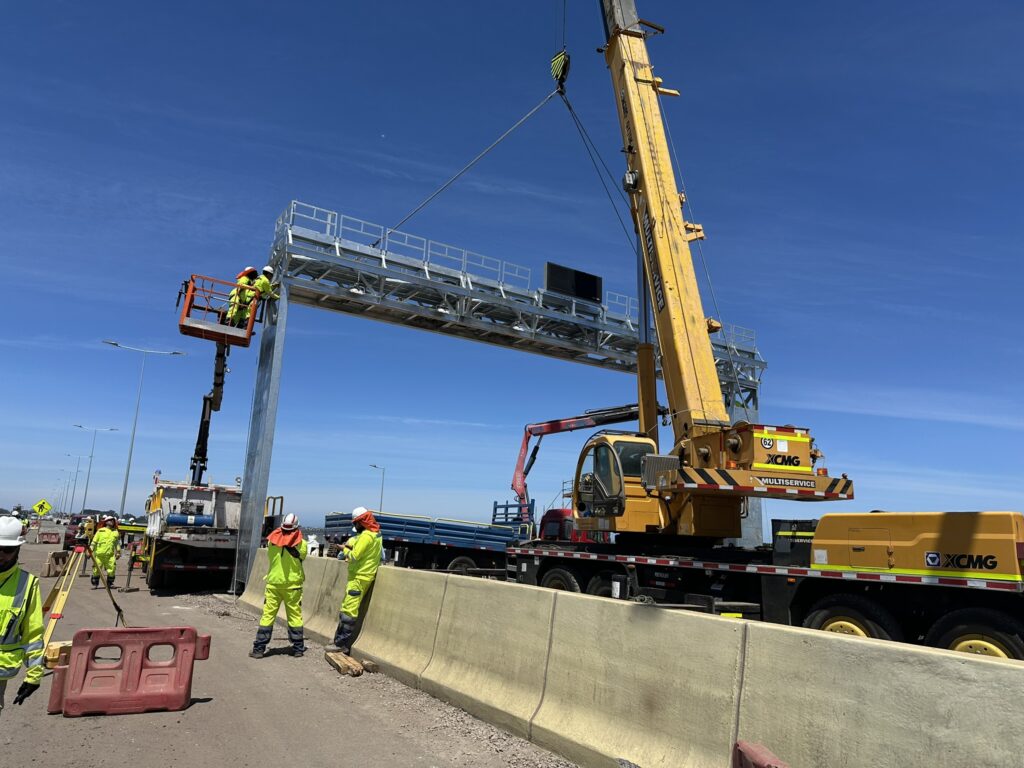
107 575 115 588
90 576 99 589
332 613 356 655
287 626 306 658
249 648 265 659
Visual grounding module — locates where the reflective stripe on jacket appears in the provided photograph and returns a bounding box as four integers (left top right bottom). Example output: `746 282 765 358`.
344 530 383 581
266 539 308 587
0 565 45 685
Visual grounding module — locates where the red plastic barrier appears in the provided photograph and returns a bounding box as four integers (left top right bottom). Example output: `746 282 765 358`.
735 741 789 768
47 626 211 717
37 531 62 544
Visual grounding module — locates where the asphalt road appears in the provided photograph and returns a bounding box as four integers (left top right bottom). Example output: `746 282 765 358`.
4 543 575 768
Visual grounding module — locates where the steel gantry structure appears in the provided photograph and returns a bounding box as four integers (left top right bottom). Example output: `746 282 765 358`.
234 201 766 586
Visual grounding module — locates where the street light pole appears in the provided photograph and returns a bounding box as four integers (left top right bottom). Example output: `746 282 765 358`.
65 454 84 517
103 341 185 517
369 463 386 514
74 425 118 515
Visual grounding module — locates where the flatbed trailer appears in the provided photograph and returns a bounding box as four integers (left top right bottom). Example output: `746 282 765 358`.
507 512 1024 658
325 502 534 573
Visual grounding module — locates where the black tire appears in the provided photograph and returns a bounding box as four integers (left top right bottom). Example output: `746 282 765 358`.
923 608 1024 660
539 567 582 592
802 594 904 642
585 573 614 597
446 555 477 575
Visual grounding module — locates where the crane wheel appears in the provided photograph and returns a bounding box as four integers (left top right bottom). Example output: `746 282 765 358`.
539 567 582 592
924 608 1024 660
802 594 903 642
585 574 614 597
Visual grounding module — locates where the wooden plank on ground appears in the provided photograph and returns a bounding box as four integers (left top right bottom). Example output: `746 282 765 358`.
324 649 363 677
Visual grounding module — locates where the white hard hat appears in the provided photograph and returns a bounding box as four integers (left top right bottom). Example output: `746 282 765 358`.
352 506 370 521
281 513 299 531
0 516 25 547
262 265 274 275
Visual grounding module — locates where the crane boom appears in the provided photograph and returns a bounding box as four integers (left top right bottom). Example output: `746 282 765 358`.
567 1 854 540
602 0 728 448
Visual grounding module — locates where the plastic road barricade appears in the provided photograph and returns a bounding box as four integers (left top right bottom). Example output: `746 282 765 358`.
48 626 211 717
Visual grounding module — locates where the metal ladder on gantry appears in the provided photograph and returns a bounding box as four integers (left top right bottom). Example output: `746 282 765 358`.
230 201 766 586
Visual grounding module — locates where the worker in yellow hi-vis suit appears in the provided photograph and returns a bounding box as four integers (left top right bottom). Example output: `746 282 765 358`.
227 266 258 327
0 516 44 716
250 513 307 659
328 507 383 655
90 516 120 589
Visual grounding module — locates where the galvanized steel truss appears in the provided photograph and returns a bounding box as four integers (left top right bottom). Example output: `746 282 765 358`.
234 202 767 584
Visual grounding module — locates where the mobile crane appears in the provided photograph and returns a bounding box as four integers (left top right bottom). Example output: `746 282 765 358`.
505 0 1024 659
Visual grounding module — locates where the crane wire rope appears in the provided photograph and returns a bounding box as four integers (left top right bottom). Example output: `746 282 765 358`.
559 93 635 250
657 89 753 422
372 89 560 247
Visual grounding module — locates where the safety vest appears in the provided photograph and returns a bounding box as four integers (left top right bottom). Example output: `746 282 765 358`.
266 539 308 587
252 275 278 300
0 565 45 685
345 530 383 582
92 527 120 558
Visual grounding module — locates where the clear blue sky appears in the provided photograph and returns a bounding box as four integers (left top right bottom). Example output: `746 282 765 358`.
1 1 1021 533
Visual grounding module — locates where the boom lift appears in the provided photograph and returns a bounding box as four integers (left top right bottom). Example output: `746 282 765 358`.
573 0 852 541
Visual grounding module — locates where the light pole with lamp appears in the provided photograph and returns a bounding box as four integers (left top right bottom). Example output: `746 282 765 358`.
73 425 118 515
369 464 386 514
103 340 185 518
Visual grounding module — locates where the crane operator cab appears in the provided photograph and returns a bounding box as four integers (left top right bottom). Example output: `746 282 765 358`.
573 426 854 540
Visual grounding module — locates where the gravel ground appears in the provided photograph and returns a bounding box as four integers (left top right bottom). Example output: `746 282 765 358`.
182 591 578 768
4 545 577 768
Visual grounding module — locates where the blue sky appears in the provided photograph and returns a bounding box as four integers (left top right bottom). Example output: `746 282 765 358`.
1 1 1021 535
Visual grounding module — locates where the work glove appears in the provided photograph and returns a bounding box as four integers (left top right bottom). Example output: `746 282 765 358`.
13 682 39 705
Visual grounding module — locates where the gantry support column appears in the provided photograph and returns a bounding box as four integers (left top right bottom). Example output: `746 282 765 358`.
233 272 290 591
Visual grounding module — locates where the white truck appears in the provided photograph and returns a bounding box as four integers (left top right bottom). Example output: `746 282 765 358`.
144 480 242 589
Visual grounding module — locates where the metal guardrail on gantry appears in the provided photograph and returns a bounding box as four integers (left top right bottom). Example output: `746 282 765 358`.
233 200 767 589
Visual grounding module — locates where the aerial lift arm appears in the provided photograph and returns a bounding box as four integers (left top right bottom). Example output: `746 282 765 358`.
189 341 228 486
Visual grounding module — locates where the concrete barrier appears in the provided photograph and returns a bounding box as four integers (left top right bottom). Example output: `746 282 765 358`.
352 567 448 687
238 553 269 611
419 575 555 739
238 549 347 642
305 558 348 642
737 621 1024 768
531 594 745 768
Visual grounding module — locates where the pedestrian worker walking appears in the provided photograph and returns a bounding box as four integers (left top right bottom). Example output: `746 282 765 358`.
251 513 307 659
329 507 383 655
0 516 44 716
90 516 120 589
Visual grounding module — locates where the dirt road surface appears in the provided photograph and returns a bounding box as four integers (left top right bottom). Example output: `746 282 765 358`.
4 543 576 768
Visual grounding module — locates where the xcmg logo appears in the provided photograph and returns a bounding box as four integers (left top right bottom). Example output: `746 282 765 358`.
765 454 801 467
924 551 998 570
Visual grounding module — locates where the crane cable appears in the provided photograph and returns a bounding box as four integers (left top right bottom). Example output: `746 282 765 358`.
372 90 560 247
